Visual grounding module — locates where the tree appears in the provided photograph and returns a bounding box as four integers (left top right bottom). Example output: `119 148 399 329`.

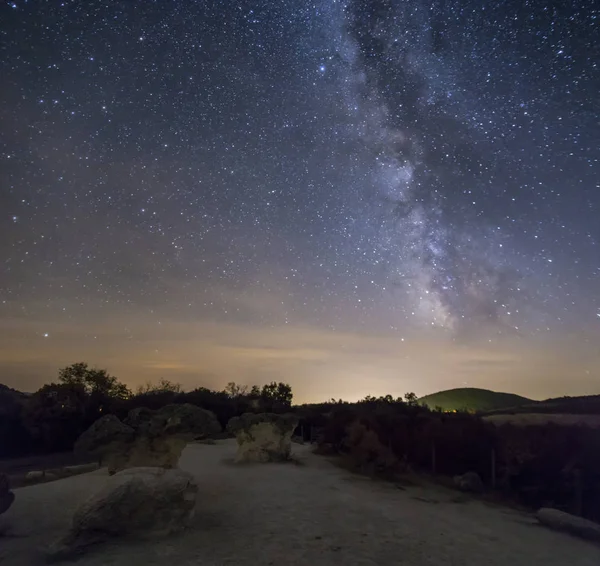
404 392 418 406
23 382 89 453
260 382 293 410
136 378 182 395
224 382 248 398
58 362 131 400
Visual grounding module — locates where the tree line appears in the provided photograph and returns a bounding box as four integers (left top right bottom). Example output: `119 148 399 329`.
0 362 293 457
2 363 599 522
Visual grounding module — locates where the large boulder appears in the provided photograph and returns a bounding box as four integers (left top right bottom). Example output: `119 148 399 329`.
227 413 298 463
0 473 15 515
47 467 198 561
453 471 484 493
74 414 135 460
123 403 221 440
146 403 222 440
75 404 221 474
536 507 600 543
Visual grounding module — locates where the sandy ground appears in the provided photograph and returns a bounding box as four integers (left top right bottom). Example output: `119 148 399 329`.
1 440 598 566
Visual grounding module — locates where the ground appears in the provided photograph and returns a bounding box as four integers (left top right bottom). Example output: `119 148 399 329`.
1 440 598 565
0 451 96 487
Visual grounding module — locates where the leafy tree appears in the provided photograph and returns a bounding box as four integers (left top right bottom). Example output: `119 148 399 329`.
404 392 418 406
136 378 182 395
23 382 89 452
260 382 293 409
224 382 248 398
0 384 32 457
58 362 131 399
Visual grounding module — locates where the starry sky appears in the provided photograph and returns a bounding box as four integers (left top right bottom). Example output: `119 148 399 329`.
1 0 598 402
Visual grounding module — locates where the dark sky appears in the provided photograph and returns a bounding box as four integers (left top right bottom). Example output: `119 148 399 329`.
1 0 598 401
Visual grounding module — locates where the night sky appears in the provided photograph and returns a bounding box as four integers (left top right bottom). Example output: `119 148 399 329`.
1 1 598 401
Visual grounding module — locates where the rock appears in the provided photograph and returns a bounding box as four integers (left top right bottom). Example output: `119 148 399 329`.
227 413 298 463
47 467 197 561
453 471 484 493
74 405 221 474
74 414 135 458
63 463 100 475
536 507 600 543
151 403 222 440
0 473 15 515
125 404 221 440
25 470 45 482
123 406 155 429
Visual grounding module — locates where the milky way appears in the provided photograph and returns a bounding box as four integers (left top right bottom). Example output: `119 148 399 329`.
0 1 598 398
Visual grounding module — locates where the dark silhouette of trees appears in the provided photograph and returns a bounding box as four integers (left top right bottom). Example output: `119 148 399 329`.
58 362 131 400
0 384 31 457
136 378 182 395
224 382 248 398
2 362 600 522
260 382 293 410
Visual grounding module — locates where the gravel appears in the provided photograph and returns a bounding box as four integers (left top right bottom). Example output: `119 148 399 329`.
1 440 598 565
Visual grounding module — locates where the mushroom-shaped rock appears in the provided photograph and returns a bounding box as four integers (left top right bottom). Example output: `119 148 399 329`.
227 412 298 463
0 473 15 515
155 403 222 439
126 403 222 440
75 405 222 474
74 414 135 464
124 406 156 431
47 467 197 561
536 507 600 543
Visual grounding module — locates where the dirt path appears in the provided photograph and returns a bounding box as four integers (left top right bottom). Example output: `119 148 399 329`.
1 440 598 565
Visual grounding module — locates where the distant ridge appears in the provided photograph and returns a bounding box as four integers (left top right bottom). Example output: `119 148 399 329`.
418 387 532 413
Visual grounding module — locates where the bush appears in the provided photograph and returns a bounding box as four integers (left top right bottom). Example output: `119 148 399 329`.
315 403 600 522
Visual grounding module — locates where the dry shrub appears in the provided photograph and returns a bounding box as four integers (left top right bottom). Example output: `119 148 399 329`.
343 420 398 474
314 402 600 521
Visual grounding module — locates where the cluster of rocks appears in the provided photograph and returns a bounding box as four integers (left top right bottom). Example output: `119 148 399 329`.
0 473 15 515
74 403 222 474
47 403 221 560
47 408 298 560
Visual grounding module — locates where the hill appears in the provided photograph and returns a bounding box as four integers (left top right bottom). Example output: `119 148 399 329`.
485 394 600 416
418 387 533 413
0 383 28 417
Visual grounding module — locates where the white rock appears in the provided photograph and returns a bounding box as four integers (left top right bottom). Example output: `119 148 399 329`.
227 413 298 463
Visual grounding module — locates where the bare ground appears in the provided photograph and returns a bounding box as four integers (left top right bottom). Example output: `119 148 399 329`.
1 440 598 565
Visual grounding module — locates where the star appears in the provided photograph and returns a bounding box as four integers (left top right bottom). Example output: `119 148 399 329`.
0 0 597 400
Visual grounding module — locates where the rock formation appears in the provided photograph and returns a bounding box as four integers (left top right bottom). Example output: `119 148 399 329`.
0 473 15 515
47 467 197 560
75 403 221 474
227 412 298 463
453 471 484 493
536 507 600 543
